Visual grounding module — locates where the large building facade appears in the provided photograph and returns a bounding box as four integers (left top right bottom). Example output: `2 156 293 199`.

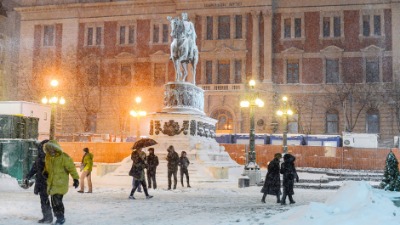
7 0 400 145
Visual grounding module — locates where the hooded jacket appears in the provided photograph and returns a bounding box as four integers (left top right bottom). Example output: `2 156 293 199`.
26 140 49 195
82 152 94 172
44 140 79 195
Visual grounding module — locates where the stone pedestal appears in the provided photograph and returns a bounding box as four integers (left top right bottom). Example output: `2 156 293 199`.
146 82 238 178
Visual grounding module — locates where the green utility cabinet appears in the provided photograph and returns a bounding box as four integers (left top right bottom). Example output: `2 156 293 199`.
0 115 39 139
0 139 38 185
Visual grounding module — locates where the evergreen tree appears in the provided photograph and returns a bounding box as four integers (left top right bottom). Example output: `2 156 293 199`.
380 151 400 191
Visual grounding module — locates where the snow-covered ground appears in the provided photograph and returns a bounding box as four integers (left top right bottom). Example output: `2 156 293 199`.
1 165 399 225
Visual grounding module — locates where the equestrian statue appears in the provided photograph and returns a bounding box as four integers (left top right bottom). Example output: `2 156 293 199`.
167 13 199 84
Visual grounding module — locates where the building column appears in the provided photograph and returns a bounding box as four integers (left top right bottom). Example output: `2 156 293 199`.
230 59 235 84
241 58 246 84
201 60 206 84
251 10 260 81
213 16 218 40
262 10 273 83
392 3 400 81
230 15 235 39
212 59 218 84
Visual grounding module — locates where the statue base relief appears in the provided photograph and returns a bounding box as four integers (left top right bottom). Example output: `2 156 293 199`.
147 82 239 179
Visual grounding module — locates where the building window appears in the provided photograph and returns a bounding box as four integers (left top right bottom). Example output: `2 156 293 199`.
287 59 299 84
206 16 213 40
288 114 298 134
152 23 169 44
218 60 230 84
121 65 132 85
361 11 384 37
282 15 303 39
206 61 212 84
211 109 234 131
43 25 55 47
162 24 169 43
86 25 103 46
234 60 242 84
153 24 159 43
154 63 166 86
321 14 342 39
87 65 99 86
118 24 135 45
366 59 379 83
235 15 242 39
284 18 291 38
218 16 230 40
326 59 339 83
326 111 338 134
366 109 379 133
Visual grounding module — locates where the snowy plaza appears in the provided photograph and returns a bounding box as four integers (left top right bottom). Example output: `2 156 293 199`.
1 162 400 225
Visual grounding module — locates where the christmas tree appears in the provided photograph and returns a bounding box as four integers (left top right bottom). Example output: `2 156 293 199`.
380 151 400 191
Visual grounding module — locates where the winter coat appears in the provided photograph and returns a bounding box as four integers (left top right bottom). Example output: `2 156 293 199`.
26 141 48 195
44 140 79 196
167 151 179 172
261 158 281 195
179 156 190 171
129 150 147 180
147 153 159 175
280 154 299 195
82 152 94 172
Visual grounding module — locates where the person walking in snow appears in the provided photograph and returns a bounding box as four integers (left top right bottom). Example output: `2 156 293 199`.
280 153 299 205
43 140 79 225
24 139 53 224
129 148 142 193
128 147 153 199
179 151 191 188
261 153 282 203
166 145 180 190
78 147 93 193
146 148 159 189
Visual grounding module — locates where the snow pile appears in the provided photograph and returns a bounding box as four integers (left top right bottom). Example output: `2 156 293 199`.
0 173 21 191
267 181 400 225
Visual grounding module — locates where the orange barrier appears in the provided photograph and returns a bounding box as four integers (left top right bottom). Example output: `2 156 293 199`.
59 142 133 163
222 144 400 171
58 142 400 170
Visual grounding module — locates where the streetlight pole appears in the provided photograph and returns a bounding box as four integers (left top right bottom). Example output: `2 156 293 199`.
240 79 264 186
130 96 146 140
277 96 293 154
41 79 65 140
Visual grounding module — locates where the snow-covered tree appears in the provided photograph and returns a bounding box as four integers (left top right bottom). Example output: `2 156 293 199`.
380 151 400 191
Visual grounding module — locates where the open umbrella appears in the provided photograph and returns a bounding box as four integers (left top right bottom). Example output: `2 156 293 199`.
131 138 158 150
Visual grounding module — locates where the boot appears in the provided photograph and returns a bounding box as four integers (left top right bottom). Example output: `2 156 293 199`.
38 218 53 224
187 183 191 188
181 181 184 187
261 194 266 203
289 195 296 204
276 194 281 204
54 217 65 225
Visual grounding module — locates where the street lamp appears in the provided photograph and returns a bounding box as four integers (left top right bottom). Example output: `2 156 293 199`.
240 79 264 186
276 96 293 154
41 79 65 140
130 96 146 140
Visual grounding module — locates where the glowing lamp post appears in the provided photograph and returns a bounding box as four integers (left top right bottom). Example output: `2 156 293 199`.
130 97 146 140
41 79 65 140
276 96 293 154
240 79 264 186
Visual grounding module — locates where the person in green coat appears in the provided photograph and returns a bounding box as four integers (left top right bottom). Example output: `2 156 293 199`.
78 147 93 193
44 140 79 225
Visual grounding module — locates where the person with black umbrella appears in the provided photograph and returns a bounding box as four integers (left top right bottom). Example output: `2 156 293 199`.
128 147 153 199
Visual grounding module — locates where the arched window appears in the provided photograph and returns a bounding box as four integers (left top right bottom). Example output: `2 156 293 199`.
326 109 339 134
366 109 379 133
211 109 233 132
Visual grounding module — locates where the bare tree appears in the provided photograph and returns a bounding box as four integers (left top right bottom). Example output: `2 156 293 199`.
325 83 384 132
